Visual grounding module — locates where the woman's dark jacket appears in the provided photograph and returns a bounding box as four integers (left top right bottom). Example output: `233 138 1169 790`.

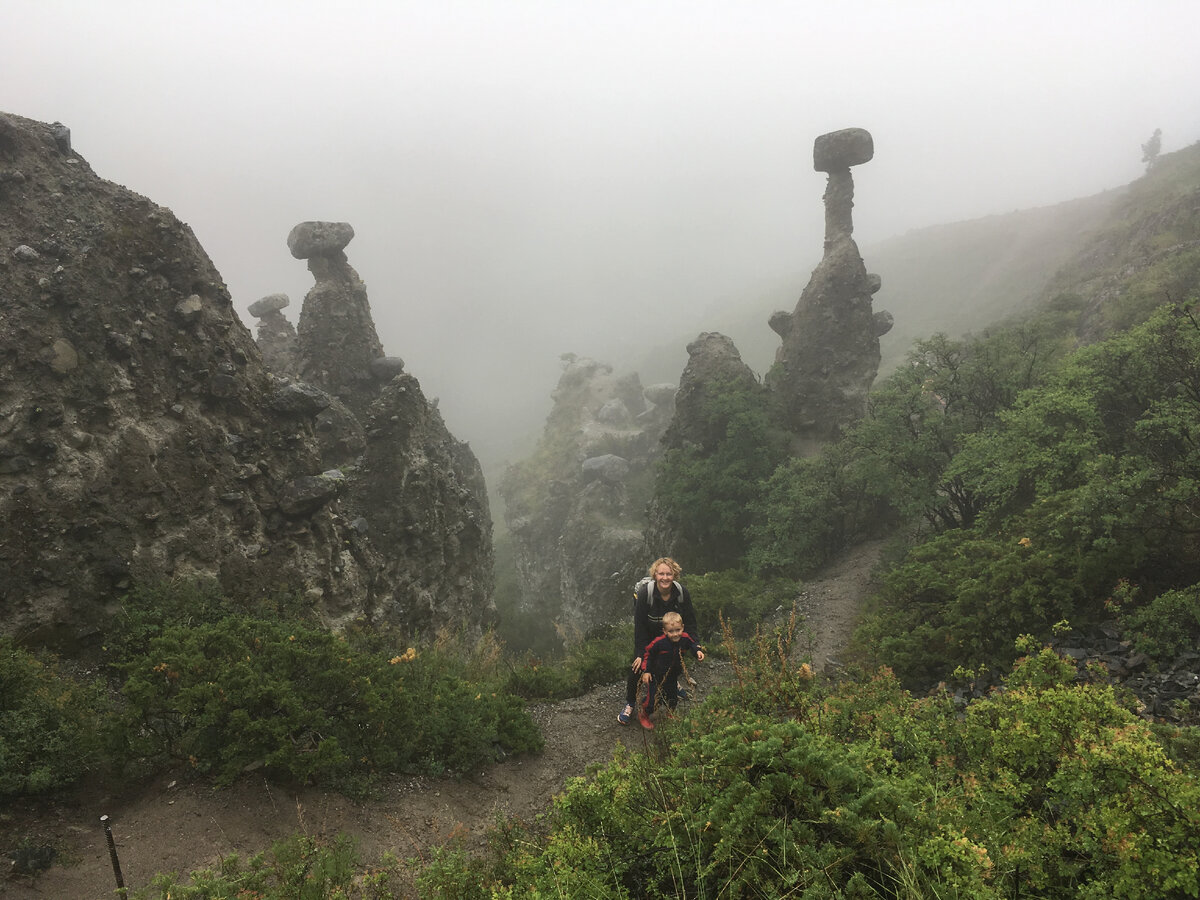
633 580 700 657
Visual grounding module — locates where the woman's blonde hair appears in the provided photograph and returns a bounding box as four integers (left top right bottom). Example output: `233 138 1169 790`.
648 557 682 579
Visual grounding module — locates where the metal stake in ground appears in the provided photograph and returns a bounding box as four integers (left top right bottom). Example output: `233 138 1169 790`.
100 814 127 897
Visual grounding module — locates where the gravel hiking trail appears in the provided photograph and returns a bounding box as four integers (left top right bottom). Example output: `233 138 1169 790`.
1 541 883 898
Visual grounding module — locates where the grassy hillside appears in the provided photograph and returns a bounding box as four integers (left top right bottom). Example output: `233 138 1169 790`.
869 190 1120 370
1038 140 1200 338
634 141 1200 387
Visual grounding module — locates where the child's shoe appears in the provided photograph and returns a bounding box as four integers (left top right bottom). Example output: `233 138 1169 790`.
617 704 633 725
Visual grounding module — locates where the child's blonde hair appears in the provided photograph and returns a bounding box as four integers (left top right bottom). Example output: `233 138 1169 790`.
661 611 683 628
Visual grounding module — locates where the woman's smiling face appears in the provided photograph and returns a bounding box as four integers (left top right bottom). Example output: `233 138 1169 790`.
654 565 674 592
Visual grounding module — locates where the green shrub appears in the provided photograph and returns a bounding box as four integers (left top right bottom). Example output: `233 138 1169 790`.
0 638 114 797
502 653 581 700
854 525 1087 686
686 569 805 643
134 832 404 899
424 633 1200 899
952 645 1200 897
503 626 628 700
746 444 888 578
715 606 818 717
107 579 311 664
119 615 541 788
1112 581 1200 662
847 304 1200 682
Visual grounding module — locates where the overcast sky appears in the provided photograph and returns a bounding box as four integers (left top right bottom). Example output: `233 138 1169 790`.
5 1 1200 471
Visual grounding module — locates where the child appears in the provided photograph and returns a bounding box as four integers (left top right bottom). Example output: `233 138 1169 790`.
639 611 704 729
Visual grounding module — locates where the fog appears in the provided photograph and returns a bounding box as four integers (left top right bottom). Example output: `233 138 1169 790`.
5 1 1200 473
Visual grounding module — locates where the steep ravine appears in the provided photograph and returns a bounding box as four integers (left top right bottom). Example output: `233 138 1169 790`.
0 541 882 898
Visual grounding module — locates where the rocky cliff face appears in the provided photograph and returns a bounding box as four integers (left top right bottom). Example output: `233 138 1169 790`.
499 355 674 641
766 128 892 454
0 111 492 651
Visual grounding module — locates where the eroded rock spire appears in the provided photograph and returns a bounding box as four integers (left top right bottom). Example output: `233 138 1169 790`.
290 221 384 419
766 127 892 454
248 292 299 376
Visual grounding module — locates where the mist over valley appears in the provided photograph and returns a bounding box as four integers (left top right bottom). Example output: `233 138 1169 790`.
7 2 1199 479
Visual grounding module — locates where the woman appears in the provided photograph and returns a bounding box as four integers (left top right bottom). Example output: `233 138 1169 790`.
617 557 701 725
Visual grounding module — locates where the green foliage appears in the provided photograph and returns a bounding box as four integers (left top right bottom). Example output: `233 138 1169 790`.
417 633 1200 899
7 578 551 806
655 373 790 572
855 305 1200 682
858 325 1068 529
1109 246 1200 333
502 625 629 700
0 637 115 797
745 442 887 577
856 525 1087 685
715 606 818 717
950 646 1200 897
1110 580 1200 662
106 578 315 663
745 324 1071 580
119 615 541 788
684 569 805 643
959 307 1200 540
134 832 404 899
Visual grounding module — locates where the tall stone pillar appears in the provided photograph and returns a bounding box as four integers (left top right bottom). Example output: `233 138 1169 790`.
766 128 892 454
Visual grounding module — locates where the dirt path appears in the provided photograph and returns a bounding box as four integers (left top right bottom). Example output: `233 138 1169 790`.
797 538 886 672
1 542 883 898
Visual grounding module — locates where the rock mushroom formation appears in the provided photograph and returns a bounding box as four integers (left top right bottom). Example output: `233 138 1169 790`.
289 221 384 421
766 127 892 454
248 292 298 376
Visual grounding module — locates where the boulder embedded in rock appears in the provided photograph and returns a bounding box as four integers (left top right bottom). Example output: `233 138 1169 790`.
287 221 355 259
581 454 630 483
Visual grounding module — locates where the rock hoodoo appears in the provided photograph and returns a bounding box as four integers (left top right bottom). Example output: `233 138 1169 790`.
271 219 495 636
0 111 492 650
766 127 891 453
288 221 384 422
248 292 298 376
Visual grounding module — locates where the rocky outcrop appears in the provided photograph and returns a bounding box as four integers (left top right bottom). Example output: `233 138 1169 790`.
500 355 674 641
347 373 493 634
289 222 384 422
941 625 1200 726
268 220 493 635
661 332 761 453
0 111 492 651
644 332 767 561
767 127 891 454
248 292 298 376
